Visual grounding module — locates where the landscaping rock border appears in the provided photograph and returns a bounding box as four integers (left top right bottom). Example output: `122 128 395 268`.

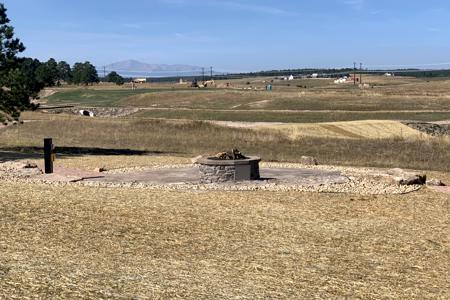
403 121 450 136
0 160 428 195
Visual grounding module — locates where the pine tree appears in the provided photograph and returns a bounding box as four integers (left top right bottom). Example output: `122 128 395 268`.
0 3 39 119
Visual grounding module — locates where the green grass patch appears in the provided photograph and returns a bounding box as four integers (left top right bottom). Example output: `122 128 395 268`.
47 88 450 111
45 88 194 107
133 109 450 123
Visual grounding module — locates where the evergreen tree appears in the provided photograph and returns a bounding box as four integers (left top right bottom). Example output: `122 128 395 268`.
35 58 59 87
71 61 99 85
19 57 45 97
56 61 72 84
0 3 39 118
105 71 124 85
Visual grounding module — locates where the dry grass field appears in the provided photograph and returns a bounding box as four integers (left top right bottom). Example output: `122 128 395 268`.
1 172 449 299
1 75 450 298
133 109 450 123
42 75 450 124
48 84 450 112
1 113 450 171
256 120 425 139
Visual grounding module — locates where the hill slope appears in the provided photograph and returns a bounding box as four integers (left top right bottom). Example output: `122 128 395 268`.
105 60 202 72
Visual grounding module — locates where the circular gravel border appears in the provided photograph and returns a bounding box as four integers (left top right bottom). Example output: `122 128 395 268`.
0 161 423 195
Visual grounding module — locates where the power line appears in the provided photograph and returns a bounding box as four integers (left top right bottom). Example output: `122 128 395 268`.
365 62 450 68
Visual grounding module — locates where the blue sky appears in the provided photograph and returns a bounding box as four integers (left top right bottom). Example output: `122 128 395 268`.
3 0 450 72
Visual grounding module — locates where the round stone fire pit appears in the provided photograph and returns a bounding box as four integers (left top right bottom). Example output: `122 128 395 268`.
197 156 261 183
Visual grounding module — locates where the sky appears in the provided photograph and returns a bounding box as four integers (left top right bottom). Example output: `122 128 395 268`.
2 0 450 72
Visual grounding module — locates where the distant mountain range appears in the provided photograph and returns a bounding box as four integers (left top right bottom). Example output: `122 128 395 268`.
105 60 203 73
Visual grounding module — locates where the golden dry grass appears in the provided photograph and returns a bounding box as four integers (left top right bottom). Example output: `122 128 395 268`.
2 113 450 171
262 120 427 140
120 89 450 111
0 179 449 299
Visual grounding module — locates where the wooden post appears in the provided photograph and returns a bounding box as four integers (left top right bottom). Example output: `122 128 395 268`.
44 138 54 174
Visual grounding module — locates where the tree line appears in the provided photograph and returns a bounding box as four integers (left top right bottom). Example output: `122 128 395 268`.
20 58 100 87
21 58 126 86
20 58 125 87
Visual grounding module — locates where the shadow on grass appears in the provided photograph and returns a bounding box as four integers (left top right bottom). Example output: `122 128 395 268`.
0 146 183 162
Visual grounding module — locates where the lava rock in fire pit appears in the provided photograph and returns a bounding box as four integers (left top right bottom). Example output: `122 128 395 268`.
214 149 248 160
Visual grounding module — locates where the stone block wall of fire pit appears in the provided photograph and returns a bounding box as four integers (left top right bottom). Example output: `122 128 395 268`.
197 156 261 183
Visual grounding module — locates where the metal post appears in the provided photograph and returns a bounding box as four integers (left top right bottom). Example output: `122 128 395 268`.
44 138 53 174
360 63 363 84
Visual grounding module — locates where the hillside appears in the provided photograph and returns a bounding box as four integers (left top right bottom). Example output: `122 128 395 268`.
105 60 202 73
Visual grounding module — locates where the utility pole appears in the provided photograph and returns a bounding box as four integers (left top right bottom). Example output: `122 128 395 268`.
210 66 213 80
353 62 357 85
202 67 205 82
359 63 363 85
103 66 106 79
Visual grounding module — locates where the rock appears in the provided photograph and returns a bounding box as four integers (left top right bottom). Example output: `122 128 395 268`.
94 167 107 173
23 162 38 169
427 179 446 187
403 122 450 136
300 156 319 166
398 174 427 186
386 168 427 185
191 155 203 164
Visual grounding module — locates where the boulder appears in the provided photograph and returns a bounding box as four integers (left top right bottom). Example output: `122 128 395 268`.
94 167 107 173
427 179 446 187
398 174 427 186
300 156 319 166
386 168 427 186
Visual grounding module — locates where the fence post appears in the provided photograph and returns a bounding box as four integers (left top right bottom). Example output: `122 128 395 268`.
44 138 54 174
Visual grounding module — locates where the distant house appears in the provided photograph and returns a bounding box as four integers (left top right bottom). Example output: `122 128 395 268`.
133 78 147 83
311 73 319 78
384 73 393 77
334 78 346 84
288 75 294 81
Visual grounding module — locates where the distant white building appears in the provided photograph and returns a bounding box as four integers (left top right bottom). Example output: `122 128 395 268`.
334 78 346 84
384 73 393 77
311 73 319 78
133 78 147 83
288 75 294 81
